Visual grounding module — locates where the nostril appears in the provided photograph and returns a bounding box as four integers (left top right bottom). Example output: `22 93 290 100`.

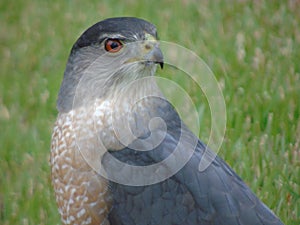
145 44 152 50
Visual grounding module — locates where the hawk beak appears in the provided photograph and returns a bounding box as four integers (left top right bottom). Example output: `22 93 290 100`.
159 62 164 69
144 43 164 69
151 46 164 69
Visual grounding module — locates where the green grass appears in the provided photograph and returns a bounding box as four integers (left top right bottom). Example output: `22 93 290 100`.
0 0 299 224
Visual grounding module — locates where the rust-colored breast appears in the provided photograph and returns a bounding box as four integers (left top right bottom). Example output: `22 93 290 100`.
50 111 112 225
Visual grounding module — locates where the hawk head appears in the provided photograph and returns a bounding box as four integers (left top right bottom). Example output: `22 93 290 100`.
57 17 164 113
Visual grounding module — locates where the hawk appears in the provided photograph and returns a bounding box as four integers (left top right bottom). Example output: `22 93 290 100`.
50 17 284 225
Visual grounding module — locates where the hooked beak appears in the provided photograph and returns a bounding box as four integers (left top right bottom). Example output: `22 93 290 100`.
124 40 164 69
143 43 164 69
150 46 164 69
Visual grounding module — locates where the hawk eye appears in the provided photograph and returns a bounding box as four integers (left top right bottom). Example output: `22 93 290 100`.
104 39 123 52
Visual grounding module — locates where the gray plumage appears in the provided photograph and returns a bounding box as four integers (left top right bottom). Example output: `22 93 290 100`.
55 17 284 225
102 97 283 225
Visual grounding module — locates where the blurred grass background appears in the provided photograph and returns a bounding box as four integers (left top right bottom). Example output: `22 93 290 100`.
0 0 299 224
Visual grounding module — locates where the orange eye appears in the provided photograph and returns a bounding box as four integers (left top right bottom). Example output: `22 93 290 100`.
104 39 123 52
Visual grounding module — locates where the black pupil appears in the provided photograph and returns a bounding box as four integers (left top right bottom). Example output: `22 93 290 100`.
110 41 119 49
